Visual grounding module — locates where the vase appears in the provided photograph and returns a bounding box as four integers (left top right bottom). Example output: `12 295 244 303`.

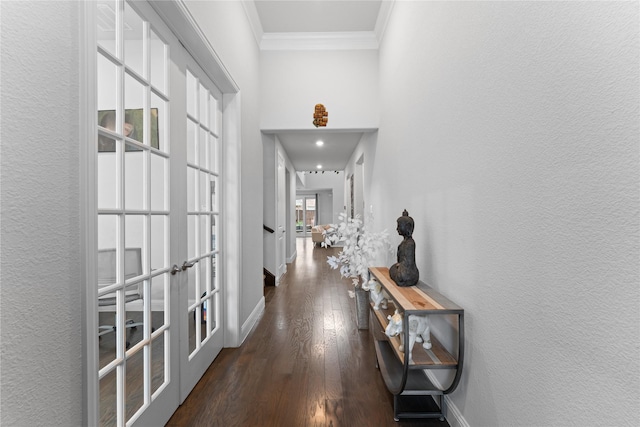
354 285 369 330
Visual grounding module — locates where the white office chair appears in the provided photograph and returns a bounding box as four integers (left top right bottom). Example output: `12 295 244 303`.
98 248 144 348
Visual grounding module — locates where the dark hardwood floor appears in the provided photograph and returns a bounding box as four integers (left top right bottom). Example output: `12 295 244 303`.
166 238 449 427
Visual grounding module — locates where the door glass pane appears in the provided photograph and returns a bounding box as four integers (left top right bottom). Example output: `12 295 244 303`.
125 348 144 421
210 215 217 252
209 135 218 174
123 1 144 78
199 215 208 255
199 83 208 128
151 91 165 151
187 215 196 260
186 166 196 211
124 282 144 349
149 28 166 92
186 119 197 165
150 152 166 211
188 309 197 355
198 127 207 168
150 332 166 396
210 176 218 211
124 144 145 210
124 216 145 278
186 70 197 118
96 0 118 58
199 171 208 211
99 309 117 370
209 93 217 135
150 274 166 329
98 215 118 254
99 368 117 427
124 73 144 144
305 198 316 232
97 54 118 123
211 254 217 291
97 142 118 209
209 293 217 333
150 215 166 272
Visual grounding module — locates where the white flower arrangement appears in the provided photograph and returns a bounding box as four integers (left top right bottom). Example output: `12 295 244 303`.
323 212 391 289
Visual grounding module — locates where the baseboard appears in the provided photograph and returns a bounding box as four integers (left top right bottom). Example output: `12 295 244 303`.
286 250 297 264
239 296 265 345
424 370 469 427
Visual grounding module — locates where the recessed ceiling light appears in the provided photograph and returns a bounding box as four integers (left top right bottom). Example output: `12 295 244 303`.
316 164 322 169
316 140 324 147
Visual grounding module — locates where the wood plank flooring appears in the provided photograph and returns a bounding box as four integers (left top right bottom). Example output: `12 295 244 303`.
166 238 449 427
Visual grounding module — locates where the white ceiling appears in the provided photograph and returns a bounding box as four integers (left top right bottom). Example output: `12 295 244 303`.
254 0 383 33
252 1 388 173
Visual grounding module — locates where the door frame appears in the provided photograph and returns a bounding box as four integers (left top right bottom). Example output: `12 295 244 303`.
82 1 242 425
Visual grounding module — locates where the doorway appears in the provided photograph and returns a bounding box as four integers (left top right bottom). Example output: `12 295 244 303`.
295 195 317 238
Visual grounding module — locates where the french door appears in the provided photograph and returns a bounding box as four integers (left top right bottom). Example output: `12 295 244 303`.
92 1 225 425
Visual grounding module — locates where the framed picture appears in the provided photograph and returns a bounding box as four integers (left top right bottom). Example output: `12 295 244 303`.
98 108 159 152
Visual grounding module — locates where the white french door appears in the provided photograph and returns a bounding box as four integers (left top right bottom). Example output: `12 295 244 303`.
177 52 225 399
91 1 226 425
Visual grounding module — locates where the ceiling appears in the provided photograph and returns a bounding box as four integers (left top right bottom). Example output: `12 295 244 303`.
252 1 386 173
254 0 383 33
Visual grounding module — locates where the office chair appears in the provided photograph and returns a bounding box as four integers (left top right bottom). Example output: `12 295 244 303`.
98 248 144 348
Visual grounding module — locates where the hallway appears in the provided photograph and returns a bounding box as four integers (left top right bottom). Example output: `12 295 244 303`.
166 238 448 426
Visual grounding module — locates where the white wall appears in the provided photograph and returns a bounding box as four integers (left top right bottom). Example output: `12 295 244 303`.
373 2 639 426
260 49 379 130
0 1 83 425
185 0 264 328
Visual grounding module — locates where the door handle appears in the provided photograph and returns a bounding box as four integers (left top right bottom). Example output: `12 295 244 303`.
182 260 196 271
170 264 181 275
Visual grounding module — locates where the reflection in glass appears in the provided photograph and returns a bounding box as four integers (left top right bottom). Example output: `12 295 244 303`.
99 368 117 427
188 308 197 355
124 216 145 273
149 28 166 92
97 53 118 128
209 93 218 134
211 254 217 291
200 215 208 256
199 83 208 128
186 119 197 165
150 215 166 272
123 1 144 78
210 176 218 211
124 144 145 210
199 127 207 169
187 214 196 261
209 293 218 333
187 166 196 212
199 171 208 212
96 0 118 58
124 281 145 347
186 70 197 119
211 215 217 252
150 153 166 211
97 137 118 209
150 274 166 329
150 332 166 396
98 215 118 257
124 73 144 144
209 135 218 174
151 91 165 151
125 348 144 421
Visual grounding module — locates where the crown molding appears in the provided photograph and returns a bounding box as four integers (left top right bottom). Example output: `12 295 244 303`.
260 31 378 51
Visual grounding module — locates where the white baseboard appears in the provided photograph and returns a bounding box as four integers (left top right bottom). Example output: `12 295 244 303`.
239 296 265 345
425 370 469 427
286 250 297 264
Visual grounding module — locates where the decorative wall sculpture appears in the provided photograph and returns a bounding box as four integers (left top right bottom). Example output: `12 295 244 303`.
313 103 328 127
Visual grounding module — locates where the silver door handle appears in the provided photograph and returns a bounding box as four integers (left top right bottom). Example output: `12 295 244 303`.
170 264 181 275
182 260 196 270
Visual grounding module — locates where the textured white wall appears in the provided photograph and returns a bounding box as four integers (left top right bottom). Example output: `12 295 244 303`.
185 0 264 326
373 2 639 426
0 1 83 425
260 49 379 130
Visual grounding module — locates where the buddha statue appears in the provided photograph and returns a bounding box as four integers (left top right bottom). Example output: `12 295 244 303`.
389 210 419 287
